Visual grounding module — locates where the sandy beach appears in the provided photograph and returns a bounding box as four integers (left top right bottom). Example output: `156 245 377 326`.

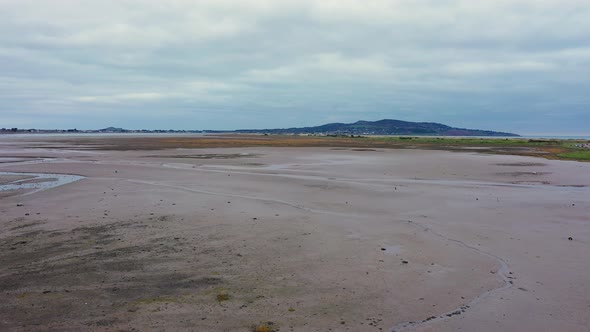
0 136 588 332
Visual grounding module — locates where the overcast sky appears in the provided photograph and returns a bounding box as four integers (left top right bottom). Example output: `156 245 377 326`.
1 0 589 134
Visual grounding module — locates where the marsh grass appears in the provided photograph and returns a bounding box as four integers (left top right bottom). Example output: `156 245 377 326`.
557 151 590 160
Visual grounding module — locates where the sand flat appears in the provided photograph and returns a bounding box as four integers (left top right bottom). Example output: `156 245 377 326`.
0 139 588 331
0 174 35 185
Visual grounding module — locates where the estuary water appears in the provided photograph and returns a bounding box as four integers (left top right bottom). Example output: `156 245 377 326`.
0 172 85 195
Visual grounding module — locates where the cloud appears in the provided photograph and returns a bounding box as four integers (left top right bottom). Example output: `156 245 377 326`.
445 60 555 75
0 0 589 133
242 53 395 83
72 92 167 103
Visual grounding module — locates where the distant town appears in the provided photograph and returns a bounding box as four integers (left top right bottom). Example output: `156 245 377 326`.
0 127 207 134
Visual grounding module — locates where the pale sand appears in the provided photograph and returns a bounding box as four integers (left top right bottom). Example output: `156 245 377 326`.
0 142 588 331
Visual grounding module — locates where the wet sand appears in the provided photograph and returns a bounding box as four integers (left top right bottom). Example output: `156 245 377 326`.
0 137 588 331
0 175 35 185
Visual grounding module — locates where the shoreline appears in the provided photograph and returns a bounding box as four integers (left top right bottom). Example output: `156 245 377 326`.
0 134 588 162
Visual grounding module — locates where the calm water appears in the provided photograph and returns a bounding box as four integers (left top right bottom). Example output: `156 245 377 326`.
0 172 85 195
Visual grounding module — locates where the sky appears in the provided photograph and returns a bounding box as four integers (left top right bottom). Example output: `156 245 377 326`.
1 0 589 135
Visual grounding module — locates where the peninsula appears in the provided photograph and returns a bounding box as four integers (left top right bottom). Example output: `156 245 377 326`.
0 119 518 137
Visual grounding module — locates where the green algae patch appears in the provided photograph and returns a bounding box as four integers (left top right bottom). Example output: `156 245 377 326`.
216 291 231 302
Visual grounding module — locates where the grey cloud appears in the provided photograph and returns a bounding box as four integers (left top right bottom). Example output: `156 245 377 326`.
0 0 589 134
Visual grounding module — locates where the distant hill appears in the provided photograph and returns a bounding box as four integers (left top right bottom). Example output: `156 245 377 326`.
99 127 127 133
233 119 519 137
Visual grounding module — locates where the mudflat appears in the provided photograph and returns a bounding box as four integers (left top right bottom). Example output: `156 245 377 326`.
0 135 588 332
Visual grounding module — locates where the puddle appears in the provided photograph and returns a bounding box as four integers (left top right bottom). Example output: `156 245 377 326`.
0 172 85 196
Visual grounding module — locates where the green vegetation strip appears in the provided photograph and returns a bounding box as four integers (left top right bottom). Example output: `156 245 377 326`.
368 136 590 161
557 151 590 161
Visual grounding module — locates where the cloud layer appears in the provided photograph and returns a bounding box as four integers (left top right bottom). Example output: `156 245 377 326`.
1 0 589 134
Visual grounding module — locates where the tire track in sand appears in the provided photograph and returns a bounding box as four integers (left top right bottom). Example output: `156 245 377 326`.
390 220 511 332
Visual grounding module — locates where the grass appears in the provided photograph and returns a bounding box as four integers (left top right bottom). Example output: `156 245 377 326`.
557 151 590 161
